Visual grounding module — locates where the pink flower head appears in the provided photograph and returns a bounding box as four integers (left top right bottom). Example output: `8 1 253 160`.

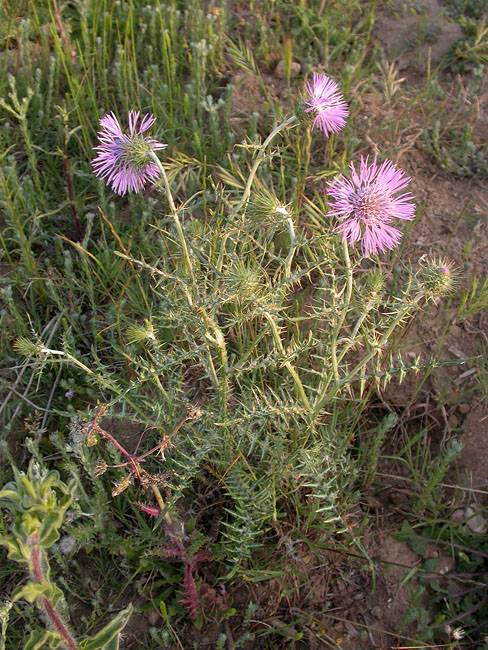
92 111 166 195
327 156 415 256
304 72 348 136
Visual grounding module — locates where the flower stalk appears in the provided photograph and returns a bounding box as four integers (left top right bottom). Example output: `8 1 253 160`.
264 312 310 410
330 239 353 382
30 534 78 650
150 152 196 285
234 114 297 216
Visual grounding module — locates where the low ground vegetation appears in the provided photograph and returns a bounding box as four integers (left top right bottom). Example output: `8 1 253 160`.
0 1 487 648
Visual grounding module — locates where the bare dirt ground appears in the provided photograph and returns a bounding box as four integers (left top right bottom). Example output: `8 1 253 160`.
340 2 488 646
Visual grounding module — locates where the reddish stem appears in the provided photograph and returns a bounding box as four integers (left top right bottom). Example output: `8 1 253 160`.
90 409 192 476
30 534 78 650
136 435 172 461
93 424 141 474
88 406 198 525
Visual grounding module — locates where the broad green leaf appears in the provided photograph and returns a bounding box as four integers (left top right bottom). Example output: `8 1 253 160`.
13 581 52 604
0 536 21 559
13 581 63 606
23 629 62 650
39 512 64 548
39 471 61 497
19 476 38 501
0 488 21 505
21 513 41 536
79 604 132 650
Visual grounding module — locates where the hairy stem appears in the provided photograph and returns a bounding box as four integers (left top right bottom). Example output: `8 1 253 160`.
30 535 78 650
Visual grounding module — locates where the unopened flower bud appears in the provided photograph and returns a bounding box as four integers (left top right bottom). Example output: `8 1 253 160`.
417 256 457 299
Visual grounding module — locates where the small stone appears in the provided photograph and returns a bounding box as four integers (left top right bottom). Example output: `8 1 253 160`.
275 60 301 78
450 325 462 338
458 404 470 415
465 506 488 534
451 508 465 524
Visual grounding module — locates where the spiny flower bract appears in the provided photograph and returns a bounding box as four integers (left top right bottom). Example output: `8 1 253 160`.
92 111 166 195
327 156 415 256
417 256 458 298
304 72 348 136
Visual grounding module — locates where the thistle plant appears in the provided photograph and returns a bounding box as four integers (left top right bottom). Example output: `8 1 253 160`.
0 461 132 649
12 70 457 584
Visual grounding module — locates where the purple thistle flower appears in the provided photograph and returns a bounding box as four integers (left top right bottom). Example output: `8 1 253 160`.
304 72 348 136
92 111 166 195
327 156 415 256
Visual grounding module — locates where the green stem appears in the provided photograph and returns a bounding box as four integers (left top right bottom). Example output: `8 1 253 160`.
40 348 144 418
318 301 376 402
284 215 296 277
150 152 195 284
316 239 353 404
150 153 228 409
264 312 310 411
197 307 229 414
331 240 353 379
234 114 297 216
151 485 173 525
336 309 370 367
